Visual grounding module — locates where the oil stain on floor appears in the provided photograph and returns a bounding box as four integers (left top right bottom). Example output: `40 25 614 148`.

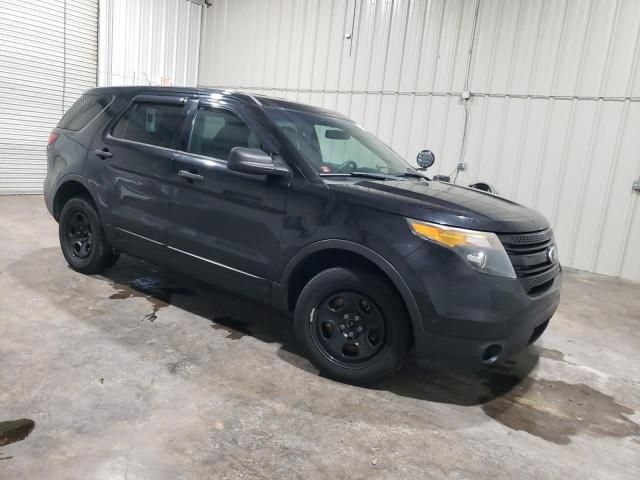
480 371 640 445
0 418 35 459
109 275 195 321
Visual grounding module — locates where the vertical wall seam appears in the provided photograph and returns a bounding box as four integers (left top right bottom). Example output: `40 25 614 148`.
548 0 594 232
306 0 321 93
359 0 381 123
591 100 630 272
440 0 467 174
491 0 525 181
511 0 549 199
388 0 413 149
373 0 396 134
467 2 503 182
549 98 577 226
282 0 296 93
420 0 447 165
611 4 640 276
332 0 350 110
568 0 620 267
590 0 627 272
346 0 364 116
272 0 286 89
320 0 337 106
530 0 570 206
402 0 430 159
295 0 311 99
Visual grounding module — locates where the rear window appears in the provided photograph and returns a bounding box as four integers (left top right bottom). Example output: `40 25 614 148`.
58 94 112 131
111 102 184 148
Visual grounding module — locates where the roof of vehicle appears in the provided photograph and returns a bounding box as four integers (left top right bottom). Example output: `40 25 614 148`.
85 85 351 120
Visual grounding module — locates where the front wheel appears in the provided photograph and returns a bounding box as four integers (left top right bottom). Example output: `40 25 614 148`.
59 196 119 274
294 267 410 385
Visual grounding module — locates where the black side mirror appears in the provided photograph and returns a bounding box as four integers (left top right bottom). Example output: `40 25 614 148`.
416 150 435 170
228 147 291 177
468 182 499 195
433 174 451 182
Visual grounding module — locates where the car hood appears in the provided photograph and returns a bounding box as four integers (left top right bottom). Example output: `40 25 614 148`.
326 178 550 233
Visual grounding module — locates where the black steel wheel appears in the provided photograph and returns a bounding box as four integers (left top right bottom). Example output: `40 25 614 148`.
65 210 94 260
59 196 119 274
312 291 388 368
294 267 410 385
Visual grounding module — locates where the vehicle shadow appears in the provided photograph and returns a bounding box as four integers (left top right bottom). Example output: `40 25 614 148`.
100 254 540 406
9 248 539 407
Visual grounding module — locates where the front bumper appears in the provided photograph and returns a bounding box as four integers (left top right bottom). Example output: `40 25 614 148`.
403 242 562 370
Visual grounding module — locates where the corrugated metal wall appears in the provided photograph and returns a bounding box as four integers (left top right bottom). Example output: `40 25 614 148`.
98 0 202 87
0 0 98 194
199 0 640 281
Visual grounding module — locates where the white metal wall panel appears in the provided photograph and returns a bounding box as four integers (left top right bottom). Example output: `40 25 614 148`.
0 0 98 194
98 0 202 87
199 0 640 281
65 0 99 110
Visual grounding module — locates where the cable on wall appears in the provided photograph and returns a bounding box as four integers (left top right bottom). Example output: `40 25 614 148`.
451 0 481 183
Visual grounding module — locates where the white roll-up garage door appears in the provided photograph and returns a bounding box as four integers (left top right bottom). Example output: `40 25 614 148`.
0 0 98 194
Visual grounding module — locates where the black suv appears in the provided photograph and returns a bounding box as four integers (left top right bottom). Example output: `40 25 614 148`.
44 87 561 384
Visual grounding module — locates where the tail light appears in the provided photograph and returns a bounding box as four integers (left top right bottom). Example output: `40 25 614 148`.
48 132 59 146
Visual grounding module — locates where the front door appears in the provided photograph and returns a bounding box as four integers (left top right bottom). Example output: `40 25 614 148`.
88 94 188 263
168 101 288 301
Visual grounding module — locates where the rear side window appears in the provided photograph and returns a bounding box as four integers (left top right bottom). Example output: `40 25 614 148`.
112 102 184 148
57 94 112 131
188 108 260 160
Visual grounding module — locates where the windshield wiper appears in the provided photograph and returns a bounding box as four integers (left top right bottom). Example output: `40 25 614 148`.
396 170 428 179
319 172 395 180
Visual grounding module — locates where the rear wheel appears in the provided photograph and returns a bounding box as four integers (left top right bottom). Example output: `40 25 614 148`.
59 196 119 274
294 267 410 385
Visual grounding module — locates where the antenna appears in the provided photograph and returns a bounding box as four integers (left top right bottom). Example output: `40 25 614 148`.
143 72 152 86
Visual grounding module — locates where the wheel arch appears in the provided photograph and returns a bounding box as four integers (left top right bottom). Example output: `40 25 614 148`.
276 240 424 338
52 175 97 221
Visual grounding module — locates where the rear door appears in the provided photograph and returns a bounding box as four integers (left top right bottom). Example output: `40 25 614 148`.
88 94 188 262
168 99 289 301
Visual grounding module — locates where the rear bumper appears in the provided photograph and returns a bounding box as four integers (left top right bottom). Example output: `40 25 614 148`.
403 242 562 370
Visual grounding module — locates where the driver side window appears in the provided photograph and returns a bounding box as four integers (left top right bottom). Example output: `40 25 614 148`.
189 108 261 161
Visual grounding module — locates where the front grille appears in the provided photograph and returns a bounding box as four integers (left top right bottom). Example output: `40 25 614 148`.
498 228 559 295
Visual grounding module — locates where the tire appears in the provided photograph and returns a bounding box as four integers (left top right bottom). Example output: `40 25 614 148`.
294 267 410 385
59 196 119 274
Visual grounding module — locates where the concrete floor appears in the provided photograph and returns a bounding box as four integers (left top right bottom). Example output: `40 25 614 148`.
0 195 639 480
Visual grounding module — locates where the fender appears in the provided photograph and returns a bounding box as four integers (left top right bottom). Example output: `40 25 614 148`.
49 173 97 219
273 239 425 336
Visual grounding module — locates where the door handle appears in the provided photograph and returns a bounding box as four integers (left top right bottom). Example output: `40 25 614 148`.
94 148 113 159
178 170 204 182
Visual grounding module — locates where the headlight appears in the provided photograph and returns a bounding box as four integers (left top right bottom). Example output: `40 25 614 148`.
407 218 516 279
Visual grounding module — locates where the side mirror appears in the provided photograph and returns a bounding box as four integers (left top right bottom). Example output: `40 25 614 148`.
433 174 451 182
228 147 291 177
468 182 499 195
416 150 435 170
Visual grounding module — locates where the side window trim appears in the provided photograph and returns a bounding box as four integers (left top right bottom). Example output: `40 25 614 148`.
107 97 188 151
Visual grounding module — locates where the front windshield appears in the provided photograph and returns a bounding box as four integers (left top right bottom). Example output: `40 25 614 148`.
265 107 415 176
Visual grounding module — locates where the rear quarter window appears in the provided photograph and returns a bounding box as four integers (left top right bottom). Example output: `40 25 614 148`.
57 94 113 131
